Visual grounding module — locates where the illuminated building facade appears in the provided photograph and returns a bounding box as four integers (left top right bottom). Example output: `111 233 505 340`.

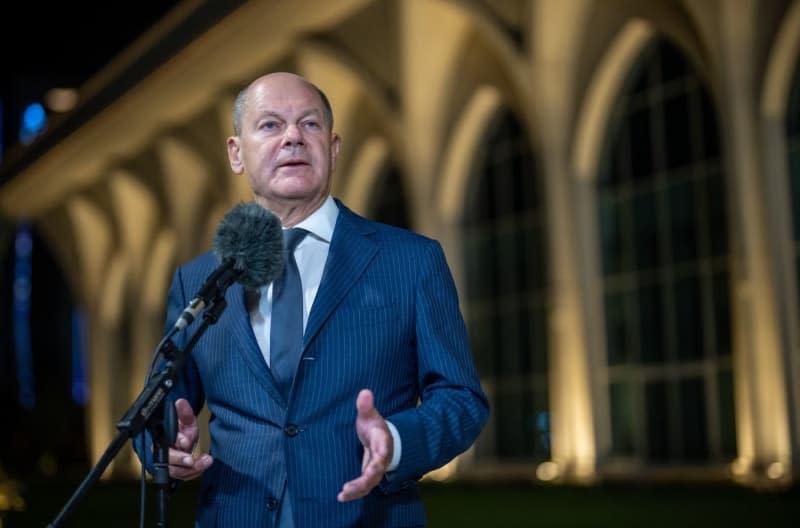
1 0 799 489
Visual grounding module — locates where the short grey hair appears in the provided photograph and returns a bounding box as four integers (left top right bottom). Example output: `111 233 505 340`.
231 80 334 135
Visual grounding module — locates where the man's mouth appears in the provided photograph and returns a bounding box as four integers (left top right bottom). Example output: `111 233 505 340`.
278 160 309 168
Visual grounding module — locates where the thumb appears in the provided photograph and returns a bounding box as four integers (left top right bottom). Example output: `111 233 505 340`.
175 398 197 428
356 389 376 420
174 398 199 450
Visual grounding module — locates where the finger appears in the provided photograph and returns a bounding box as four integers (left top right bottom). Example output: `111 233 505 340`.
168 447 211 467
169 447 193 466
338 454 387 502
169 453 213 481
337 472 379 502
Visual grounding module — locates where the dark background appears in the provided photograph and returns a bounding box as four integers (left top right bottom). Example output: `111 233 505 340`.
0 2 180 160
0 0 181 514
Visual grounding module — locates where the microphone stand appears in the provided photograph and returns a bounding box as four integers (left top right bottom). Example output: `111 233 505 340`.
47 297 228 528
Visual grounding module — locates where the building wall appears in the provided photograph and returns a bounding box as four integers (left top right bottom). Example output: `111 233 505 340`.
0 0 798 486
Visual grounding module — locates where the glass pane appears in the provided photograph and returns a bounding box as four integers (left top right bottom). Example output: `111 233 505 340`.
522 222 545 290
529 303 549 374
463 233 485 301
629 107 654 179
668 180 698 263
514 307 532 372
633 189 659 269
679 377 708 461
610 381 636 455
674 276 703 360
629 50 654 96
599 118 629 185
496 228 520 296
463 230 496 301
700 90 721 157
717 369 737 457
513 155 539 211
645 381 669 462
468 316 495 377
497 311 525 376
659 42 688 83
712 272 732 357
605 291 632 364
638 283 665 363
600 194 624 275
532 386 551 459
663 94 694 170
493 163 516 220
371 165 410 228
705 171 728 256
494 383 534 459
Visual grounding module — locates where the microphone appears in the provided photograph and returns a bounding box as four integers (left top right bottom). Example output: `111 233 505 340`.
173 202 284 330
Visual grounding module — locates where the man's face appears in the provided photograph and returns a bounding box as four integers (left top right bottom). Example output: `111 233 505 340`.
227 74 340 211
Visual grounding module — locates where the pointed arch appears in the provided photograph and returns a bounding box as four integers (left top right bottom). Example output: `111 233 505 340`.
457 98 548 463
594 35 735 467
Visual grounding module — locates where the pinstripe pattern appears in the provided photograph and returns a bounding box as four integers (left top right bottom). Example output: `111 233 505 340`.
139 203 489 527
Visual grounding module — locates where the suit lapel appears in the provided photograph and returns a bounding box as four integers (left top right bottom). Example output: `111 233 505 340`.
303 206 378 351
225 283 286 404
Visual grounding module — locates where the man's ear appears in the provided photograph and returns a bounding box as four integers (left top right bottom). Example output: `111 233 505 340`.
330 133 341 173
227 136 244 174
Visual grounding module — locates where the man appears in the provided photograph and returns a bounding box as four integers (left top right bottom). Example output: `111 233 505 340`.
145 72 488 527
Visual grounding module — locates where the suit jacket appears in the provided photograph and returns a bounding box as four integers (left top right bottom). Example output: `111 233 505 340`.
142 202 488 527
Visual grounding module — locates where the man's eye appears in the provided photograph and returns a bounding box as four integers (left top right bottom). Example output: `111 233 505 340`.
262 121 278 130
303 121 318 129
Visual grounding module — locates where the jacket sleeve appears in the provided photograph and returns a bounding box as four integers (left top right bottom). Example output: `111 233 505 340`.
382 240 489 489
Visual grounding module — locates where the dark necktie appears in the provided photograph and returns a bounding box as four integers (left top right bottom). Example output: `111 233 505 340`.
270 228 308 399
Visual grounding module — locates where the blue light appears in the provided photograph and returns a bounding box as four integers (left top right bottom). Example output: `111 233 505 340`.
13 223 35 410
72 308 90 405
19 102 48 145
22 103 46 132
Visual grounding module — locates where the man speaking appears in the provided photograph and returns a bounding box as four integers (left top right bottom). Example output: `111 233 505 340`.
139 72 489 527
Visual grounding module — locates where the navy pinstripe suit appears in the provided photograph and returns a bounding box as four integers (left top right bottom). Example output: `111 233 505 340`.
147 203 488 527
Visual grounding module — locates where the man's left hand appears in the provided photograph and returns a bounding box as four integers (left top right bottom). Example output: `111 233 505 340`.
337 389 393 502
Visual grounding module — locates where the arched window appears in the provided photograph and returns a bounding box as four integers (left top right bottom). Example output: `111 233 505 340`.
597 38 735 464
462 108 549 461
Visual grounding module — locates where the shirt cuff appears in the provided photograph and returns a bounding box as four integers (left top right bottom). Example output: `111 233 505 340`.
385 420 401 472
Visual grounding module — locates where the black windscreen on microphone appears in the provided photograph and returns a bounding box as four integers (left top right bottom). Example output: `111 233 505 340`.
212 201 284 289
173 202 284 330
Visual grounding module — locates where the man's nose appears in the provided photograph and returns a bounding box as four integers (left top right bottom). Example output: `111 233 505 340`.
283 124 304 145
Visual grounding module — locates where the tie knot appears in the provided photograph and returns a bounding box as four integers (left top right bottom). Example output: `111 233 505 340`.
283 228 308 255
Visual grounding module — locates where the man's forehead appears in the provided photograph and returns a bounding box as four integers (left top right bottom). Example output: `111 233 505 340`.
250 81 323 112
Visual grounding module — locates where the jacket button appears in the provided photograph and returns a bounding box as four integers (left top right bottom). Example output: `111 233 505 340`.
284 424 299 437
266 497 278 510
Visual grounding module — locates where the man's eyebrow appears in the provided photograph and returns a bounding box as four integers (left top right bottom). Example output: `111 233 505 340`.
255 109 321 121
256 111 283 120
298 109 323 119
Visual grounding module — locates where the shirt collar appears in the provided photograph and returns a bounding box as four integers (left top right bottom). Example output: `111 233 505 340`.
292 195 338 243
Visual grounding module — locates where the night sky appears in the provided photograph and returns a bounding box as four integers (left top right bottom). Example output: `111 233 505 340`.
0 2 180 159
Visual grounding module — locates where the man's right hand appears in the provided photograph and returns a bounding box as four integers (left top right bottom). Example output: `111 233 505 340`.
168 398 213 480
